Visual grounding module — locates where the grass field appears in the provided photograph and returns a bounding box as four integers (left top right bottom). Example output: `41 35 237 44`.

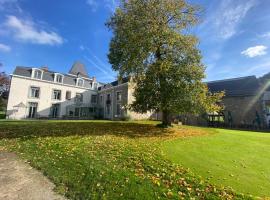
0 120 261 199
162 128 270 198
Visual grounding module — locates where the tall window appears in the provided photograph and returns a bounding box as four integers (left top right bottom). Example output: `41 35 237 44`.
107 94 111 100
93 83 98 90
106 105 110 115
52 90 61 100
91 94 97 104
75 93 83 103
33 69 42 79
29 86 40 98
77 78 84 87
55 74 63 83
99 95 103 104
28 102 38 118
116 91 122 101
116 103 121 116
66 91 71 100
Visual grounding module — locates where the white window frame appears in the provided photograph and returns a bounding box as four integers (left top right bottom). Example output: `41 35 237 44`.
116 91 122 101
52 89 62 100
29 86 40 99
76 78 84 87
91 94 97 104
75 93 83 103
54 73 64 84
66 91 72 100
31 68 43 80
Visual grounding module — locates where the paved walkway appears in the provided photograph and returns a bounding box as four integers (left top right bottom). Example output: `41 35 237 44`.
0 152 66 200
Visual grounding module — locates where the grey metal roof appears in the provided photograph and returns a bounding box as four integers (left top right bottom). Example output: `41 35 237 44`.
13 66 94 89
69 61 89 78
207 76 260 97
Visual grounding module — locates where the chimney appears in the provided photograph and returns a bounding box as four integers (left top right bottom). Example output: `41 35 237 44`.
40 66 49 72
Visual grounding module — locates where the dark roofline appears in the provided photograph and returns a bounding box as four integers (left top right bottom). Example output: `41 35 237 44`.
207 75 256 84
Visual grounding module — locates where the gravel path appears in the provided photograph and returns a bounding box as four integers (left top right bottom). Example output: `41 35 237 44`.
0 152 66 200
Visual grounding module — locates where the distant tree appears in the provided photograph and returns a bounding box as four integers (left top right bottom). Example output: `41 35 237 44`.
0 71 10 111
107 0 223 126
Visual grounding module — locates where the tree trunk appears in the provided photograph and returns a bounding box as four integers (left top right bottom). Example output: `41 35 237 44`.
162 110 172 127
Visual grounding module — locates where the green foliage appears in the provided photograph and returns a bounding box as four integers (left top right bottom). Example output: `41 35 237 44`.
0 121 251 199
107 0 223 125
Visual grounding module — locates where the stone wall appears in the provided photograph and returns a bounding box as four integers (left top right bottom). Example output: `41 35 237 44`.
222 95 264 127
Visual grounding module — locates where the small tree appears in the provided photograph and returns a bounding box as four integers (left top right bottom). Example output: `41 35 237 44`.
0 71 10 111
107 0 223 126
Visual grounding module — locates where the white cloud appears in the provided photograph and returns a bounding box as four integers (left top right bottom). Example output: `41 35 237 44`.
4 15 64 45
241 45 267 58
0 43 11 52
86 0 119 12
260 32 270 38
214 0 256 39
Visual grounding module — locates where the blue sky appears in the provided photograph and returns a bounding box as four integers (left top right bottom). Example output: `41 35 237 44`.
0 0 270 83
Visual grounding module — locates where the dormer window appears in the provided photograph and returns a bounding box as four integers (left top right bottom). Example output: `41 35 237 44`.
54 73 64 83
32 68 43 79
77 78 84 87
93 83 98 90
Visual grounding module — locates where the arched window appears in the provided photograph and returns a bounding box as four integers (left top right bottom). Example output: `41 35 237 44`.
77 78 84 87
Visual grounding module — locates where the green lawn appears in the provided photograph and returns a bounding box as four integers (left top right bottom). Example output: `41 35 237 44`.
162 128 270 198
0 120 250 200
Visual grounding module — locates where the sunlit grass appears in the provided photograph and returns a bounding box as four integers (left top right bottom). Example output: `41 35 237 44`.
162 129 270 198
0 120 251 199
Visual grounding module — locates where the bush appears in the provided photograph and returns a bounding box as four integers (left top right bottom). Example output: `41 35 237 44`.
120 113 131 121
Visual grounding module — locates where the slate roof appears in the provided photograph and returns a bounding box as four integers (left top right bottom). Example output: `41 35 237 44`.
98 77 129 90
13 66 94 89
207 76 260 97
69 61 89 78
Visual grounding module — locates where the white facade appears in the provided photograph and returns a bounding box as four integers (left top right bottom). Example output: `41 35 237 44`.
7 71 98 119
6 64 154 120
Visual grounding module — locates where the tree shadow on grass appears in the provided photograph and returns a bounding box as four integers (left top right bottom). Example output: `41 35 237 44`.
0 121 176 139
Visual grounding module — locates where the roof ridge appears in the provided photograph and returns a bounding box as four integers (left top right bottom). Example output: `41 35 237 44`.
207 75 256 84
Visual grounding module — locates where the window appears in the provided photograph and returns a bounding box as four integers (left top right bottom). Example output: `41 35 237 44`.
29 87 40 98
99 95 103 104
93 83 98 90
50 104 60 118
66 91 71 100
106 105 110 115
77 78 84 87
75 93 83 103
55 74 63 83
52 90 61 100
106 93 111 104
116 103 121 116
91 95 97 104
33 69 42 79
28 102 38 118
116 91 122 101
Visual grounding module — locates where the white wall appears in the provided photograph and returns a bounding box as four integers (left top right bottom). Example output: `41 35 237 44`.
7 76 97 119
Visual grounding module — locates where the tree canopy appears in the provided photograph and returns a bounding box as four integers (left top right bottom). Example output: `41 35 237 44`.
107 0 223 126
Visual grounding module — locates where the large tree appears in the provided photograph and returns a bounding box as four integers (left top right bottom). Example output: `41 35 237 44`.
107 0 223 126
